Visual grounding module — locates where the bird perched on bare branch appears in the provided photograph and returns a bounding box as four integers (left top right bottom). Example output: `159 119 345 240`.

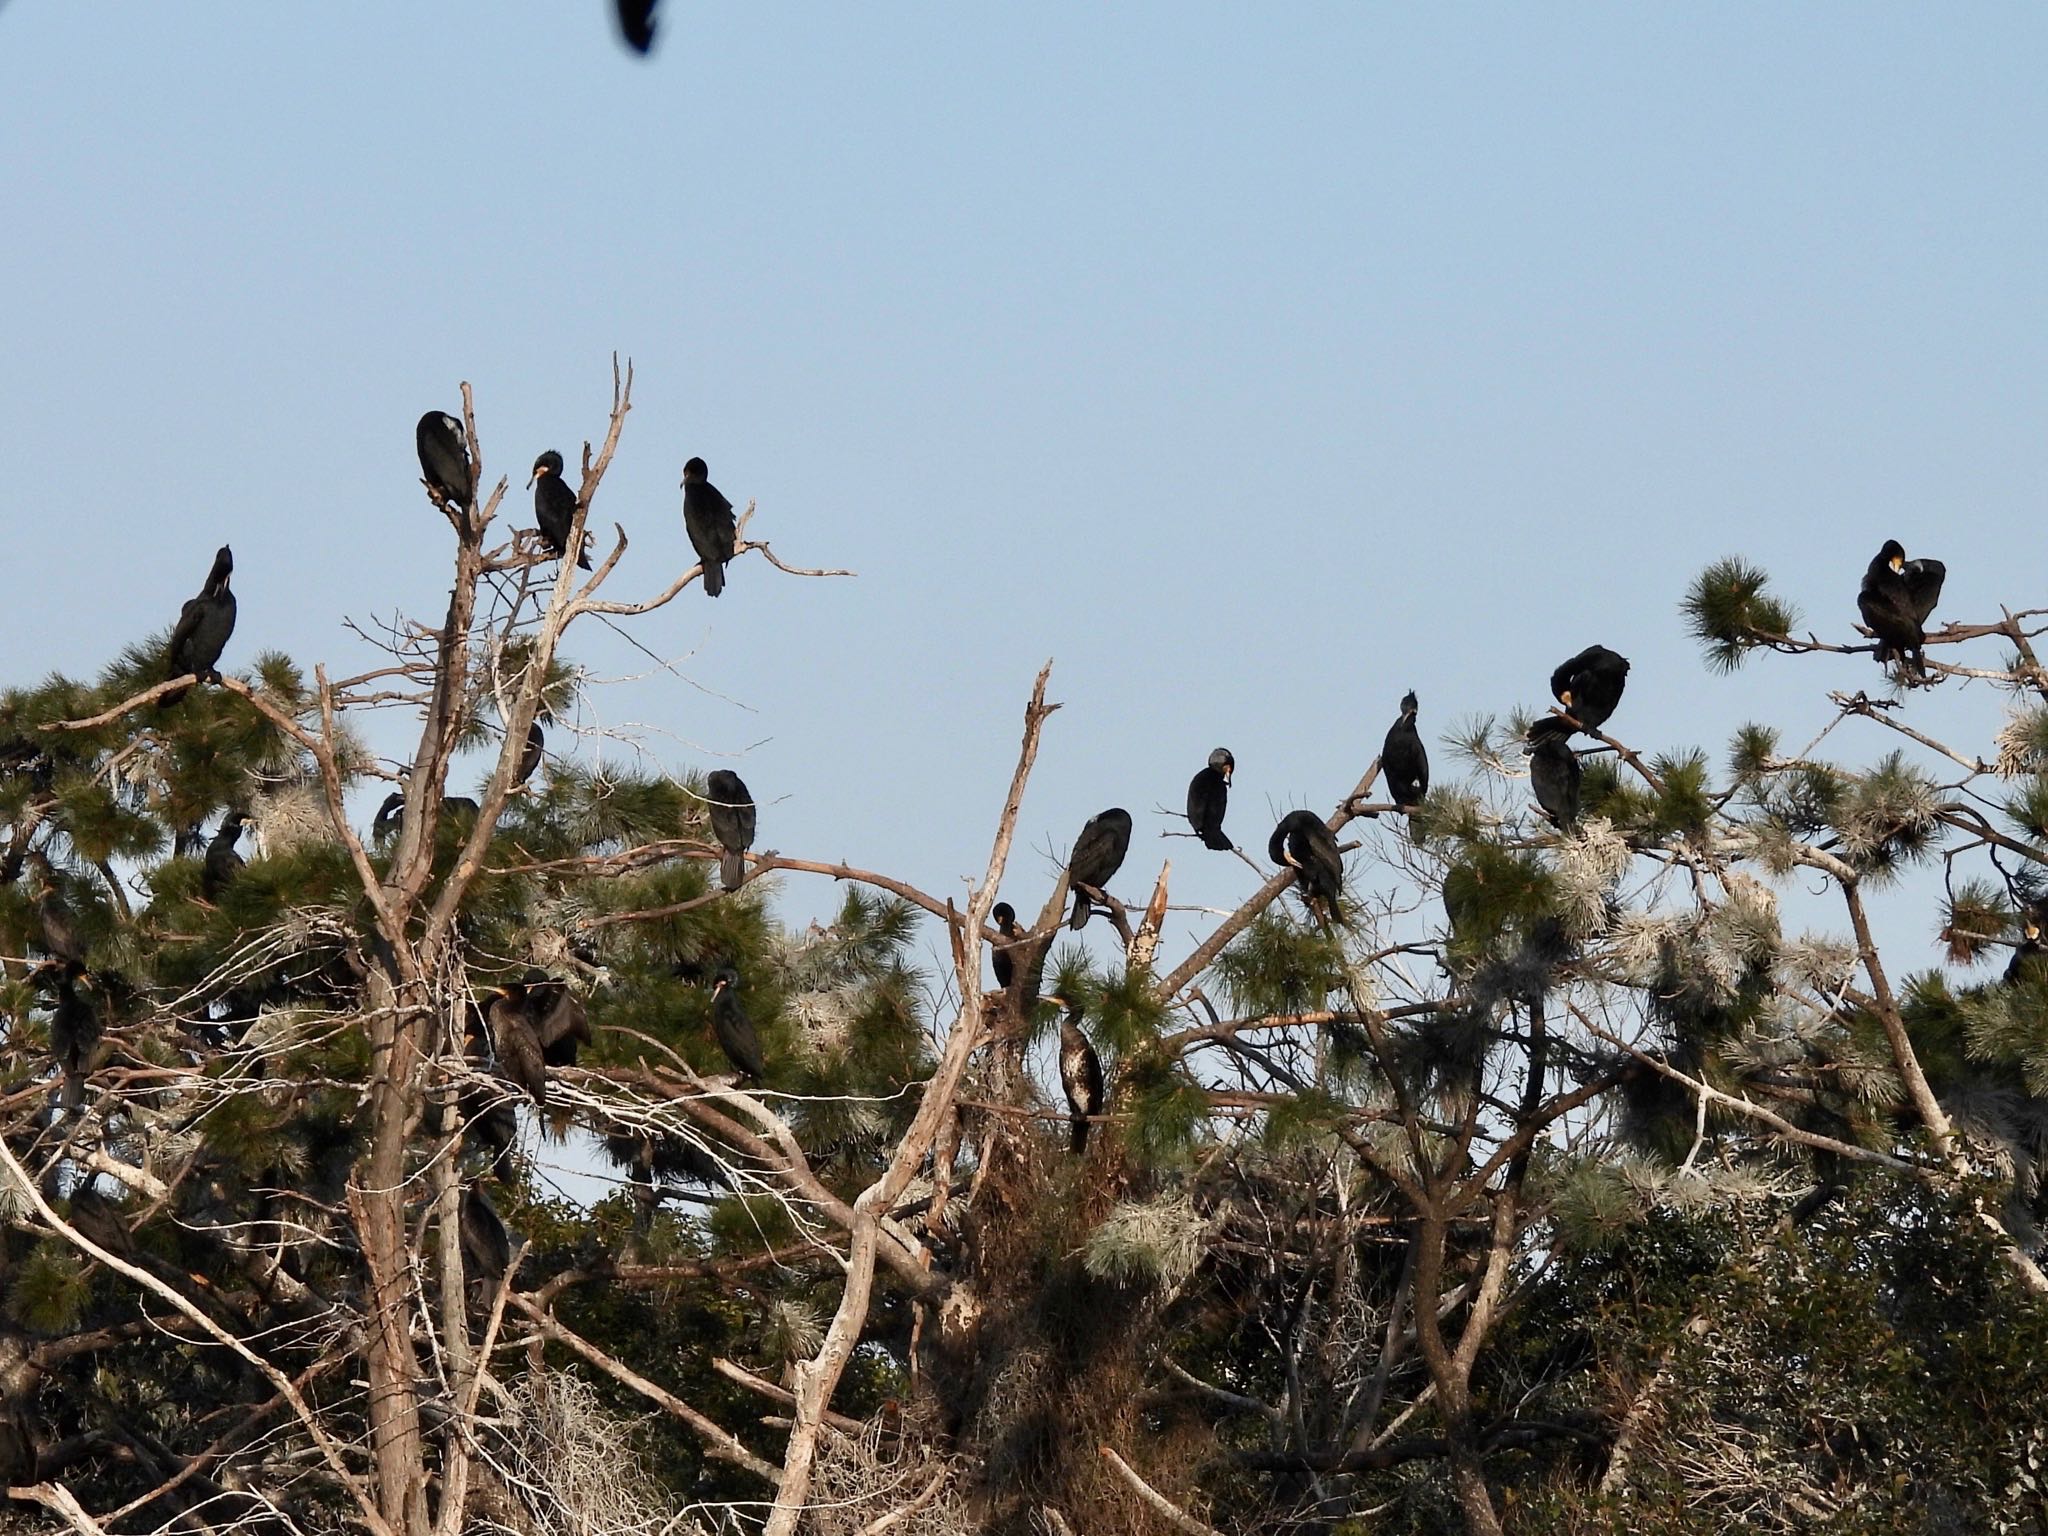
1269 811 1344 923
486 972 587 1107
704 770 756 891
682 457 737 597
516 720 545 787
1186 749 1234 850
415 410 473 509
1858 539 1946 678
1067 808 1133 930
1381 693 1429 810
1550 646 1630 734
160 546 236 706
1528 717 1582 827
527 451 592 569
1045 993 1105 1154
990 902 1023 990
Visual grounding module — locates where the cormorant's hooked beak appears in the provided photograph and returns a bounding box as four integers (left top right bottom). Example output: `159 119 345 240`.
2029 922 2041 942
1890 555 1905 573
712 977 729 997
527 466 545 488
1559 689 1574 708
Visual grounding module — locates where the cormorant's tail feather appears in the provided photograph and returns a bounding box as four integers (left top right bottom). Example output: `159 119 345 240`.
1070 1116 1089 1155
720 850 745 892
703 562 725 598
158 677 192 708
1201 828 1233 851
1068 893 1091 931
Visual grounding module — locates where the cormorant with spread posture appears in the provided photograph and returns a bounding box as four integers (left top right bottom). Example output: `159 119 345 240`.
1528 717 1582 827
1857 539 1946 676
710 967 766 1082
614 0 658 52
682 457 737 597
1382 692 1429 810
1066 808 1133 930
990 902 1023 990
516 720 545 787
416 411 473 508
1550 646 1630 734
1186 749 1235 851
1044 993 1105 1154
202 812 246 899
160 546 236 706
704 769 756 891
1268 811 1344 922
527 451 593 569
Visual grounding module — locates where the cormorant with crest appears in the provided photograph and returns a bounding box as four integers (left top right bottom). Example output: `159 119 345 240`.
1381 692 1428 809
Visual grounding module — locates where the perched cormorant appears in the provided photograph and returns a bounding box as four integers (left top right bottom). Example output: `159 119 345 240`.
710 968 766 1081
30 860 85 965
1528 717 1582 827
1381 692 1429 810
614 0 659 52
516 720 545 787
1066 808 1133 930
529 975 592 1069
459 1187 514 1282
1186 749 1235 851
202 812 246 899
704 769 756 891
990 901 1022 990
373 792 406 840
416 411 473 508
527 451 593 569
36 959 98 1112
1857 539 1946 676
1045 994 1105 1155
1550 646 1630 734
682 457 737 598
1268 811 1344 921
2009 906 2048 987
160 546 236 706
487 980 550 1107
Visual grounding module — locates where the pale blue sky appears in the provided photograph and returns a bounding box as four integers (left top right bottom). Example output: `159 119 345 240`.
4 4 2043 975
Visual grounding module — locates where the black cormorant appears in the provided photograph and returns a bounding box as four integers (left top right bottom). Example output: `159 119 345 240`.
1186 749 1235 851
1066 808 1133 930
614 0 658 52
488 980 549 1107
682 457 737 597
373 792 405 840
1045 993 1105 1154
527 451 593 569
416 411 473 508
1381 692 1429 810
1857 539 1946 676
1528 717 1582 827
36 959 98 1112
990 901 1022 989
516 720 545 787
529 975 592 1069
710 967 766 1081
202 812 246 899
459 1187 514 1282
2008 906 2047 987
160 546 236 706
1268 811 1344 921
31 860 85 965
1550 646 1629 734
704 769 756 891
